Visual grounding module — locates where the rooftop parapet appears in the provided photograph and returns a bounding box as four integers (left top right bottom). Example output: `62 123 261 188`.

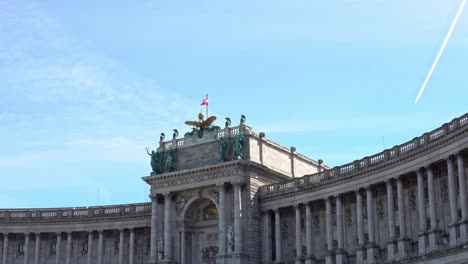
260 112 468 197
0 202 151 223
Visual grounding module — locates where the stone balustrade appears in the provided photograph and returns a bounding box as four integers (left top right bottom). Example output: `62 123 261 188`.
0 203 151 223
261 113 468 196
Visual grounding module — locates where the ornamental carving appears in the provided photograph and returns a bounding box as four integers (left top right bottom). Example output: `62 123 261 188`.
207 189 219 205
153 169 236 188
441 179 449 203
409 189 416 211
176 195 190 216
377 198 384 221
313 214 320 233
345 206 352 227
202 246 218 264
206 233 218 241
281 222 288 240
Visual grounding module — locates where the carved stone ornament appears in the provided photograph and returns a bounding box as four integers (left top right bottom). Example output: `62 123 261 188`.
176 195 189 216
281 222 288 240
377 198 384 221
207 189 219 205
202 246 218 264
409 188 416 211
227 225 234 254
153 169 236 188
345 206 352 227
313 214 320 233
441 179 449 203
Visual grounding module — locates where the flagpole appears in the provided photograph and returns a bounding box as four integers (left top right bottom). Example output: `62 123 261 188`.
206 94 208 117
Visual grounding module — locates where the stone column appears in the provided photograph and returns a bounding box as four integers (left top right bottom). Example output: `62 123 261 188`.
416 169 427 255
386 180 396 261
447 156 458 246
180 231 185 264
217 182 226 259
2 233 8 264
366 187 378 263
233 181 244 255
129 228 135 264
119 229 125 264
457 153 468 243
305 203 315 264
335 195 346 264
427 166 439 251
55 232 62 264
149 194 158 261
355 190 364 263
294 204 302 264
87 231 93 264
66 232 72 264
97 230 103 264
325 197 333 264
397 176 410 259
164 192 174 261
274 208 282 263
262 211 272 264
24 233 30 264
34 233 40 264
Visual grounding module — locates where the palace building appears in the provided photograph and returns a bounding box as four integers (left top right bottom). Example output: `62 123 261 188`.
1 112 468 264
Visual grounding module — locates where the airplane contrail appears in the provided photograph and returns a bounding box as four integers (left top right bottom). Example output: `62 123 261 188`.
415 0 467 103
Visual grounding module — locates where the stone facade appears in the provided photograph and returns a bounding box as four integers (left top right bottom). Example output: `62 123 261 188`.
1 113 468 264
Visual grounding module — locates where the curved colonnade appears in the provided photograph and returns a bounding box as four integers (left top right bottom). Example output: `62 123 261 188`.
259 114 468 263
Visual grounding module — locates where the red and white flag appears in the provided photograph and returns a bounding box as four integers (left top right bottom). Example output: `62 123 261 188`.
201 95 209 106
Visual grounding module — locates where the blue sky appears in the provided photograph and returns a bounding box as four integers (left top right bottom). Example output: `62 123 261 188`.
1 0 467 208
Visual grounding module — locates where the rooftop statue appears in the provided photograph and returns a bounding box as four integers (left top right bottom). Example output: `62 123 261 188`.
225 117 231 128
240 114 246 125
185 112 220 138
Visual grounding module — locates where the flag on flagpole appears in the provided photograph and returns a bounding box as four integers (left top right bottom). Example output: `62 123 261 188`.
201 95 209 106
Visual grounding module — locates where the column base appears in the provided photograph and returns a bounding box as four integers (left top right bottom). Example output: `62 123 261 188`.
216 254 226 264
418 232 427 256
159 259 176 264
294 256 303 264
355 246 365 264
386 240 396 261
335 249 347 264
325 254 335 264
397 237 411 260
365 243 379 264
304 255 316 264
231 252 248 264
427 229 441 253
449 223 459 246
459 219 468 244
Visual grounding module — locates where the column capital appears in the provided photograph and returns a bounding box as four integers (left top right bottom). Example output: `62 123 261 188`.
119 228 125 232
445 155 455 161
56 232 62 236
233 179 246 187
455 151 464 157
273 207 280 212
354 188 363 194
34 232 40 237
163 192 174 199
384 178 394 184
216 182 226 189
293 203 301 208
425 164 435 171
334 193 344 200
